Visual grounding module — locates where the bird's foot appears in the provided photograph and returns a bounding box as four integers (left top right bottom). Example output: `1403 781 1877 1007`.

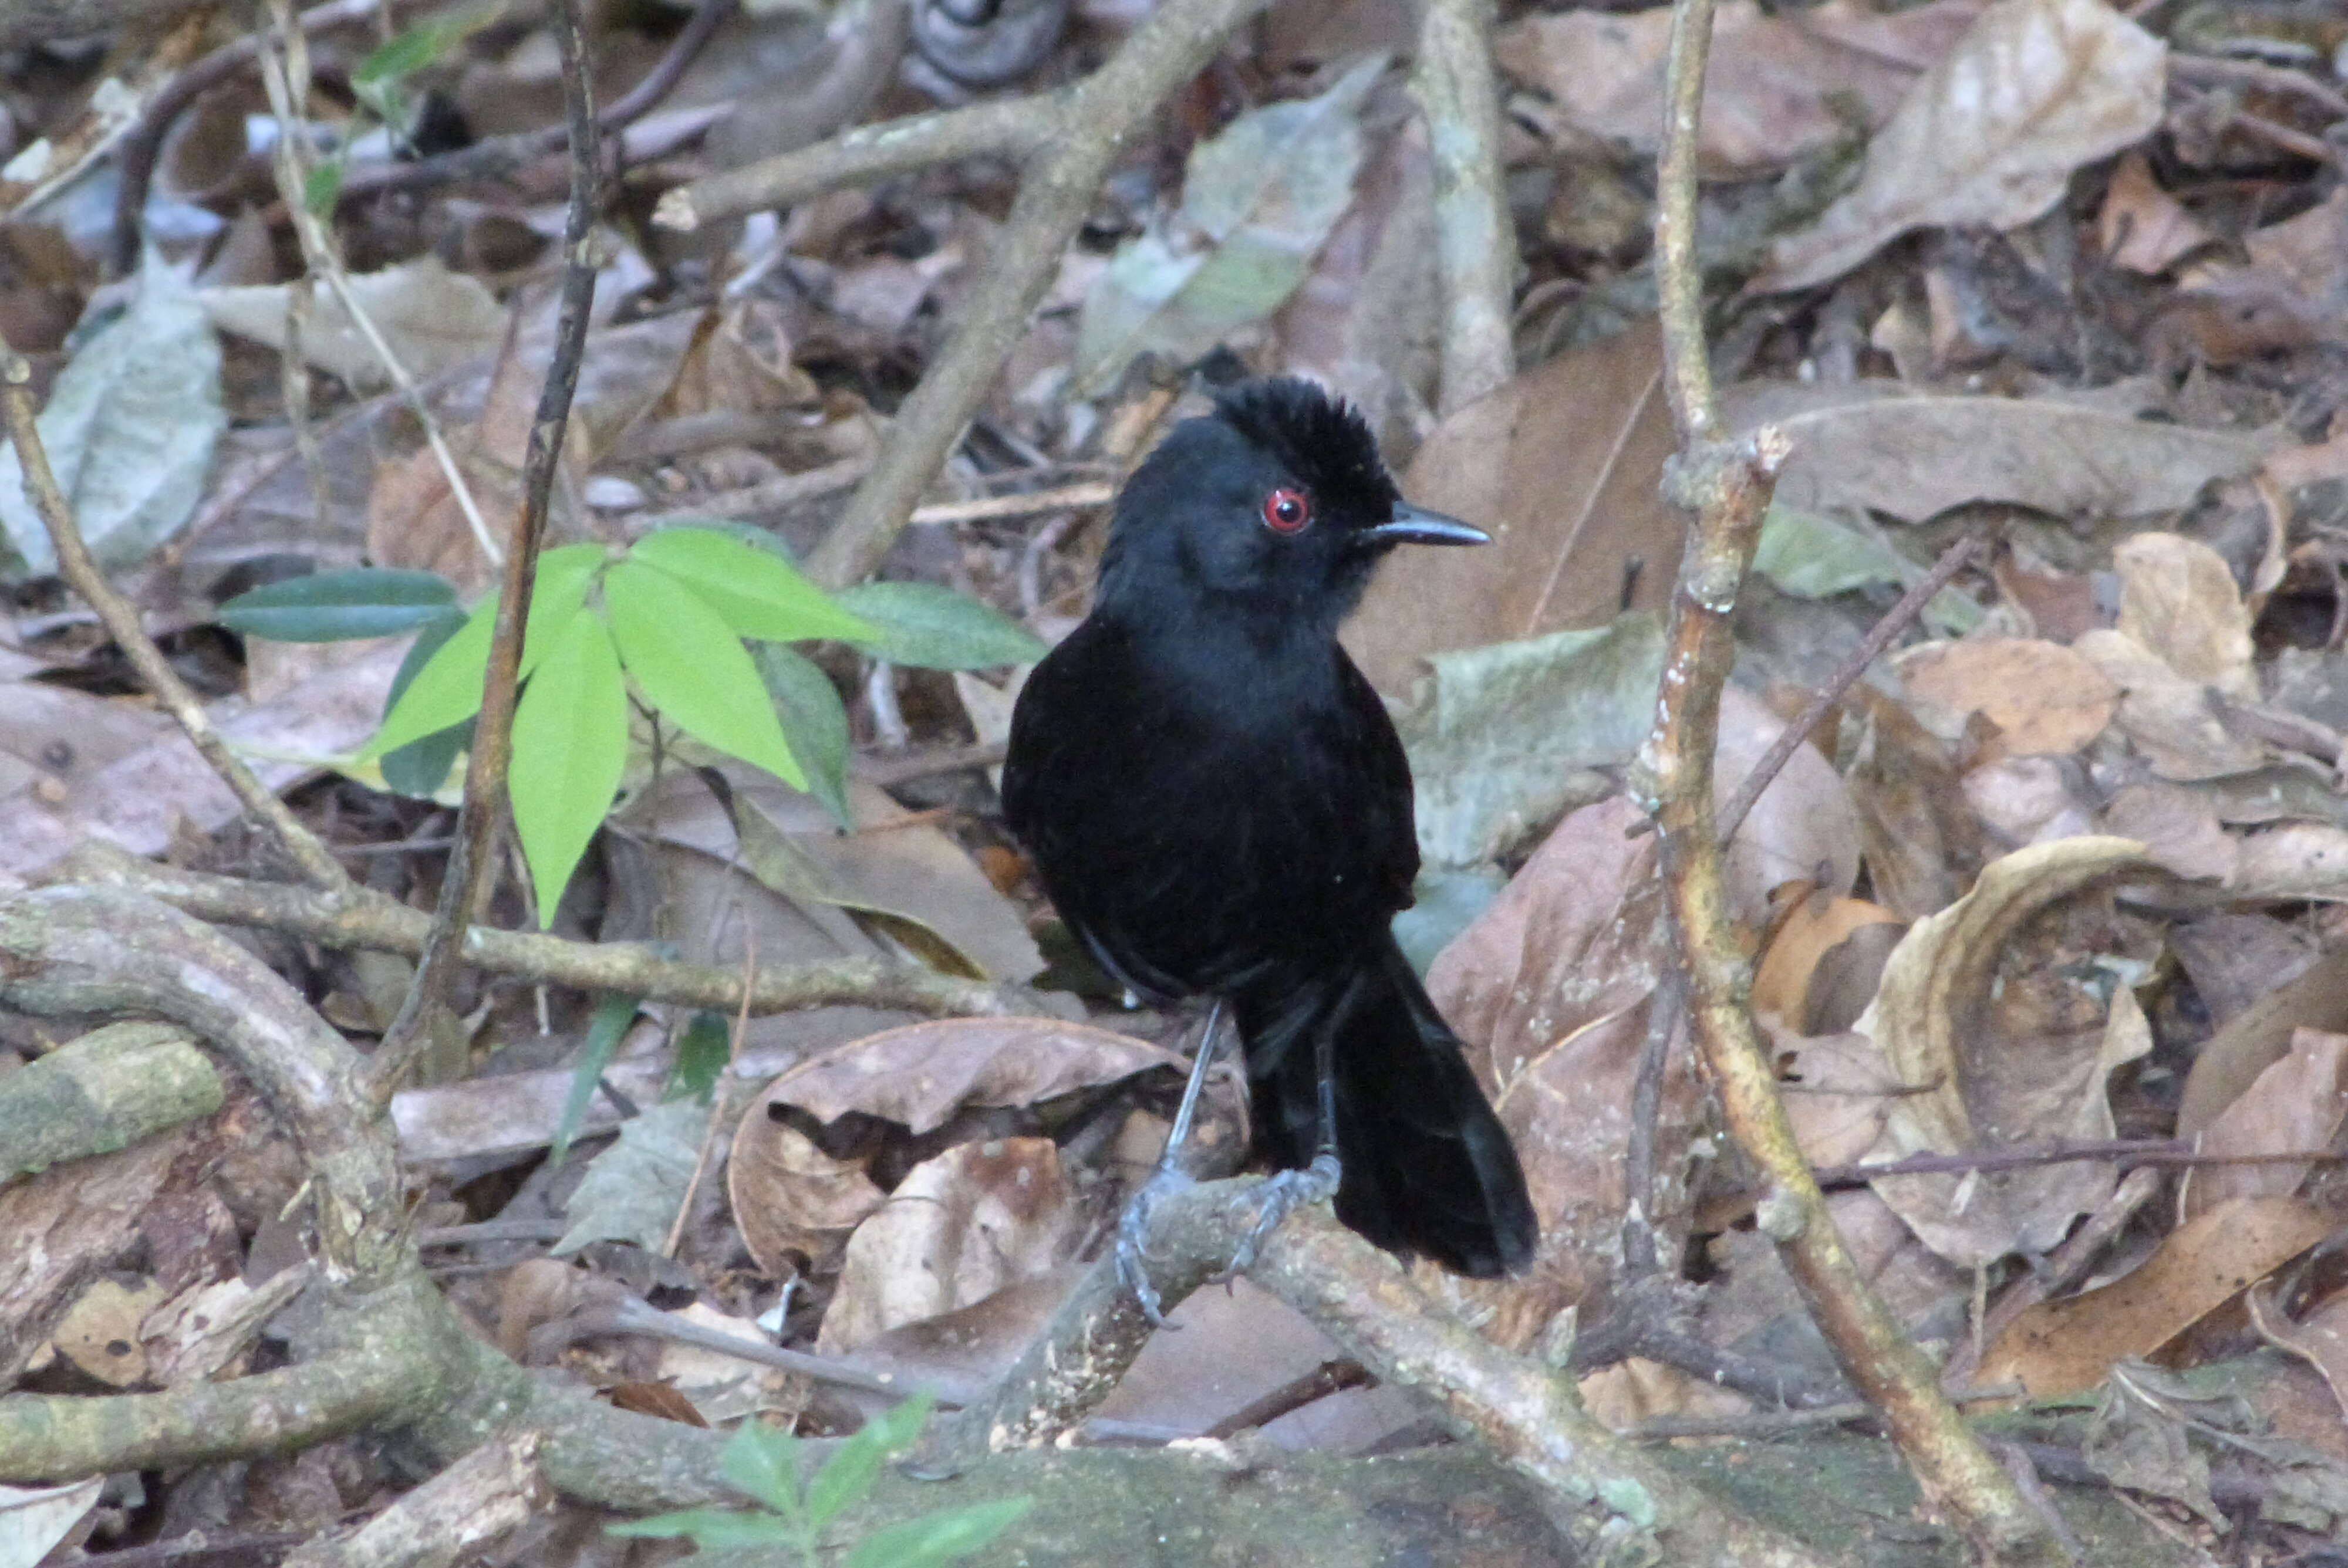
1221 1153 1342 1280
1115 1161 1195 1327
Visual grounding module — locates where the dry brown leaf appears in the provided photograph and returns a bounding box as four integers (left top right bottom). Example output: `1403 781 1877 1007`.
1776 1024 1908 1168
2098 781 2238 885
2229 823 2348 902
1099 1276 1350 1437
2182 1028 2348 1219
653 1302 785 1423
1979 1196 2332 1398
1843 684 1986 920
1851 836 2155 1264
2244 186 2348 310
2262 420 2348 495
2096 151 2214 275
2113 532 2255 697
1422 795 1698 1344
1578 1357 1753 1432
750 1019 1181 1137
1497 0 1988 175
727 1117 888 1278
197 257 507 390
817 1137 1082 1356
1344 320 1677 695
1752 887 1905 1030
1894 637 2118 762
1723 381 2269 526
2178 952 2348 1136
1719 685 1862 921
2072 628 2270 781
655 298 819 420
1757 0 2165 292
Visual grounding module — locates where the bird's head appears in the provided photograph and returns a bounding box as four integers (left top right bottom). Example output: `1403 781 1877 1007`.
1095 377 1486 633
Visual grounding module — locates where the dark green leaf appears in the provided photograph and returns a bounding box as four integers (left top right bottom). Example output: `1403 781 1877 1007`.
605 1506 795 1547
631 526 876 645
509 609 626 926
718 1418 806 1519
353 8 487 86
831 582 1047 670
667 1010 730 1103
753 643 852 827
552 994 639 1171
220 567 456 643
808 1393 933 1532
841 1496 1034 1568
379 607 470 797
603 558 806 788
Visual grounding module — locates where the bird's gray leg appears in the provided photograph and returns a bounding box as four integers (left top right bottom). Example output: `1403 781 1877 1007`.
1223 1019 1341 1278
1116 999 1226 1325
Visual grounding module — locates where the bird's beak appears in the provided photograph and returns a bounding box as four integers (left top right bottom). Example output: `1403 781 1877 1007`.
1362 503 1490 548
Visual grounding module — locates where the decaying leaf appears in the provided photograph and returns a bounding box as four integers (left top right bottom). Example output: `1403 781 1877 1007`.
2072 629 2269 782
1346 320 1679 695
2181 1028 2348 1220
1980 1196 2332 1397
2096 151 2214 275
1723 380 2269 527
1851 836 2155 1264
2112 532 2255 698
198 256 506 391
1073 54 1385 393
0 259 222 580
554 1098 707 1257
1894 636 2118 762
2177 952 2348 1137
727 1116 888 1278
816 1137 1082 1356
1752 886 1904 1032
748 1018 1185 1137
1497 0 1988 175
1757 0 2166 291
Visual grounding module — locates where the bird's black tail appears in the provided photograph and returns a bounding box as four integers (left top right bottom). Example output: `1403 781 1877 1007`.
1233 938 1537 1277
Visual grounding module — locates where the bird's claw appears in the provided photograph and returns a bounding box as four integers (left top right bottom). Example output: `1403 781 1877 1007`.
1222 1153 1341 1280
1115 1161 1195 1327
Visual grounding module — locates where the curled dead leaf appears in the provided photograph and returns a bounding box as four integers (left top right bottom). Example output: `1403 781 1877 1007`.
1979 1197 2332 1398
2181 1028 2348 1220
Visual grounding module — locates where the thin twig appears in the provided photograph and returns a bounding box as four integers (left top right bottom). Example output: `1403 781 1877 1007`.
805 0 1276 590
0 344 352 894
371 0 602 1107
1409 0 1515 413
333 0 737 204
108 0 390 276
908 479 1113 526
1642 0 2050 1557
1813 1138 2342 1187
1715 533 1983 844
255 9 500 567
2170 52 2348 119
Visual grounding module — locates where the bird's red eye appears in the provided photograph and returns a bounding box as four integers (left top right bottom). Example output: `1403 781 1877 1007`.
1262 487 1311 533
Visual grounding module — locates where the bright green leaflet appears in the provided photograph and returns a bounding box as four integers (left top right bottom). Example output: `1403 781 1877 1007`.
602 558 806 788
508 608 626 926
630 527 877 646
363 544 603 759
720 1419 805 1517
807 1393 933 1532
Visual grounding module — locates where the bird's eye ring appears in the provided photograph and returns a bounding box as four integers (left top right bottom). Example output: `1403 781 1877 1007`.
1261 487 1311 534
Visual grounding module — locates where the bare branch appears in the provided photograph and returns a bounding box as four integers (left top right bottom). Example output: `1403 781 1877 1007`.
1409 0 1515 413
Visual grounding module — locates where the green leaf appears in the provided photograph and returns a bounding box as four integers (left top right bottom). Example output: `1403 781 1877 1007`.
1752 504 1979 633
552 993 639 1170
220 567 457 643
718 1419 807 1519
302 158 345 217
831 582 1047 670
603 558 807 788
666 1010 730 1103
753 644 852 826
552 1098 704 1255
631 527 876 645
363 544 603 759
353 6 489 87
379 606 471 797
509 609 626 926
808 1393 934 1532
606 1506 796 1547
842 1497 1033 1568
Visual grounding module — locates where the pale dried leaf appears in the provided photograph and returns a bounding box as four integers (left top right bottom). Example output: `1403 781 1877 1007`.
2096 150 2214 275
2113 532 2255 697
727 1114 887 1277
1757 0 2166 291
2072 628 2270 782
1894 637 2117 761
817 1138 1081 1355
198 256 505 391
2178 952 2348 1137
2183 1028 2348 1219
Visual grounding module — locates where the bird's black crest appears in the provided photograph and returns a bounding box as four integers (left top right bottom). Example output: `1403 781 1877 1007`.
1212 378 1399 526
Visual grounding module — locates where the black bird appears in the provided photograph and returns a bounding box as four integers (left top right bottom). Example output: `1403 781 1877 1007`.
1001 377 1538 1305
